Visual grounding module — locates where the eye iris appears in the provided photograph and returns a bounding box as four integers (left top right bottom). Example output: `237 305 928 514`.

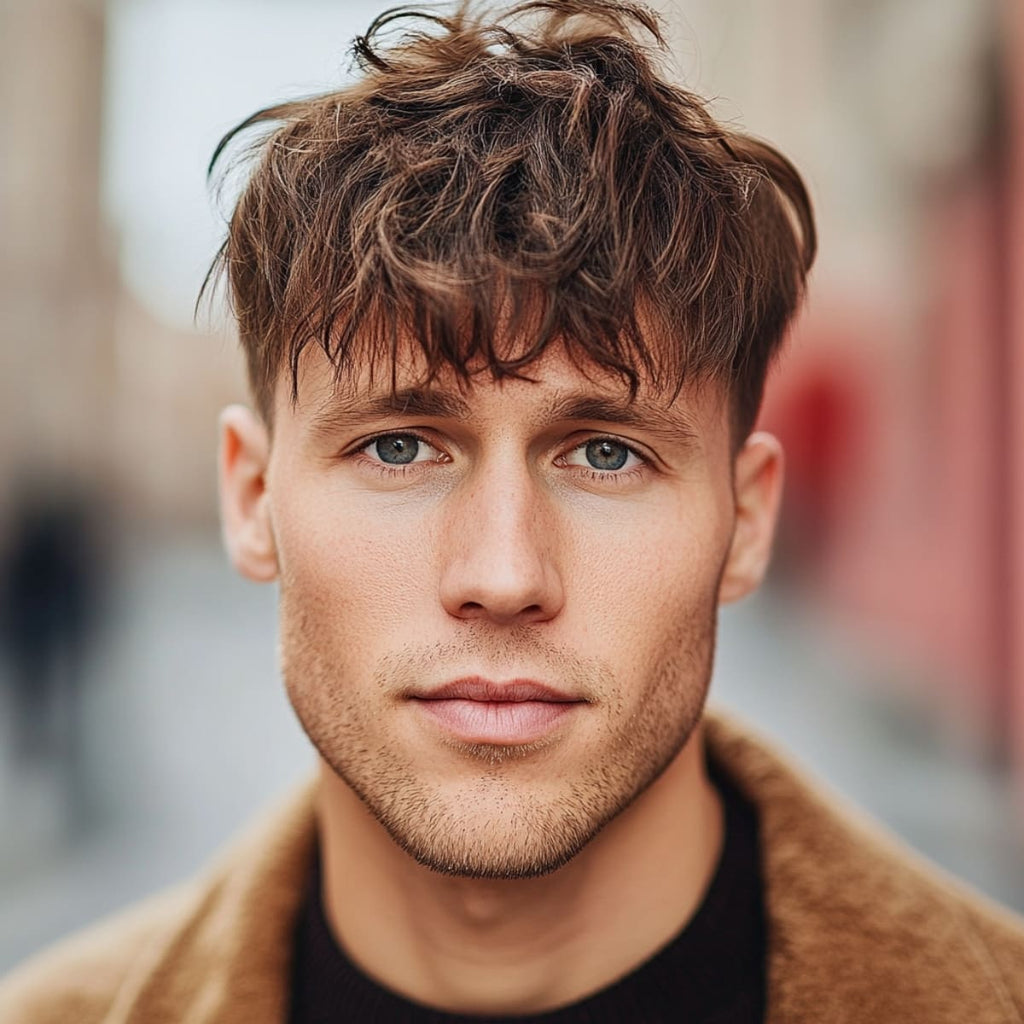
375 435 419 465
585 439 628 471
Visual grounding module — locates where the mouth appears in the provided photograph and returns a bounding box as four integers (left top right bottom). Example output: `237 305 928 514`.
409 677 587 745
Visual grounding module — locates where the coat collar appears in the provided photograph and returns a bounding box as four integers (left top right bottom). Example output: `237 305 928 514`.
703 709 1022 1023
105 708 1024 1023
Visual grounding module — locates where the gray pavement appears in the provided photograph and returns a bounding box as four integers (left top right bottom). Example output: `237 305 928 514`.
1 530 1022 974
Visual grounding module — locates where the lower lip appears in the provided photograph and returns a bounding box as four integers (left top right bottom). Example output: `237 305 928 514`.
413 699 580 744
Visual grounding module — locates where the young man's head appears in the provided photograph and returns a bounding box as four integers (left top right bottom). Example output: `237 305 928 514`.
215 0 815 880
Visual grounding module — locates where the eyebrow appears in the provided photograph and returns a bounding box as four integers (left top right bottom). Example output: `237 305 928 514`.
307 387 472 440
307 385 700 446
541 394 700 445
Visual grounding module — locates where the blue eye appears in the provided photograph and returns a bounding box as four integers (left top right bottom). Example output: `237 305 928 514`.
372 435 420 465
358 433 447 471
583 439 630 471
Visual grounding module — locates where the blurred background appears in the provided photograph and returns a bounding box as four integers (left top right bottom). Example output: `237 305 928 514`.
2 0 1024 972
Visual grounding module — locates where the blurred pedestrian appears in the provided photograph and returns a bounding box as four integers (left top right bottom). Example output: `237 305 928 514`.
0 483 106 824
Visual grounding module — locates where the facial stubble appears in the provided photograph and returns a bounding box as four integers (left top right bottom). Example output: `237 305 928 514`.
280 600 717 880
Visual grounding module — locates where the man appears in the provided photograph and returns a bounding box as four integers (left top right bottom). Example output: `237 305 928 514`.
2 2 1023 1021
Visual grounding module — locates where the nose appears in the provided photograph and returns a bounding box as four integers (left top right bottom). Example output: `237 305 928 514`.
439 459 565 626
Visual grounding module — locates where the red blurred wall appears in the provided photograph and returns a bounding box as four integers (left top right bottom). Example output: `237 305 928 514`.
761 0 1024 797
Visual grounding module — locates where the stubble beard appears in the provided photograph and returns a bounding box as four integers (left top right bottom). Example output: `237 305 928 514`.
281 602 717 880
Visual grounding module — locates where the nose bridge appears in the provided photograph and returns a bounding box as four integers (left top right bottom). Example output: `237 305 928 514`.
440 447 562 624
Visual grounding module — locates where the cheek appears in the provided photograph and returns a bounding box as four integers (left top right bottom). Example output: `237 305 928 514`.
599 486 730 574
273 478 435 613
270 482 450 700
272 487 435 712
564 491 732 651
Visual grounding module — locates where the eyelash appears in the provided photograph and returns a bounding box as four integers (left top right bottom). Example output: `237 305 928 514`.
350 432 650 483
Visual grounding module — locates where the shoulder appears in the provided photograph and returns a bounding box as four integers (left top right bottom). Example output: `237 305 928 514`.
0 880 202 1024
704 707 1024 1023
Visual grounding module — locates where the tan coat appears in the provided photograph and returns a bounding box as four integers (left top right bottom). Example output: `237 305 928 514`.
2 710 1023 1023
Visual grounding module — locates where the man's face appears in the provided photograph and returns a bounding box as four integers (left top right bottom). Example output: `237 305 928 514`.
220 343 781 878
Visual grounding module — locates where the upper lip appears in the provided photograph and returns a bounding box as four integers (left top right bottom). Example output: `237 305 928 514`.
413 677 583 703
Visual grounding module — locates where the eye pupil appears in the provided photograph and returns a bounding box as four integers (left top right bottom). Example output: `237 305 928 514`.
375 435 419 465
585 439 629 471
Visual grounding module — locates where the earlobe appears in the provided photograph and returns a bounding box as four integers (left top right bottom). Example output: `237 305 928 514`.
718 432 784 605
218 404 279 582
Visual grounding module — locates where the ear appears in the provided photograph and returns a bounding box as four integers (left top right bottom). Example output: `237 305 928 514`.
218 404 279 582
718 431 784 605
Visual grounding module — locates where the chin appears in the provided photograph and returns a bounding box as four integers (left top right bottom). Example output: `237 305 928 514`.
339 755 662 881
380 809 602 880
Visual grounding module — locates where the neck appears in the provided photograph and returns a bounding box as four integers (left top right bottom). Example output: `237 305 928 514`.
316 725 723 1016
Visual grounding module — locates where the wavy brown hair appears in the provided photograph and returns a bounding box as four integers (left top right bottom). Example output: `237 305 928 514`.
204 0 816 439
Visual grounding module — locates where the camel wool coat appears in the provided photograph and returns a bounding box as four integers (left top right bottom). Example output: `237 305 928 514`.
2 710 1023 1023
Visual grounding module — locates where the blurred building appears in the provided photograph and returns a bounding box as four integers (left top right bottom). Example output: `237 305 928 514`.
0 0 245 535
0 0 115 516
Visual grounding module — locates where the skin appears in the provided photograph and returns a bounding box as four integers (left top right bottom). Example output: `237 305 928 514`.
219 340 783 1015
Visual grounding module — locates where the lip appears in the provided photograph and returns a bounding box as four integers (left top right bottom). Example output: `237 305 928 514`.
417 677 580 703
411 677 585 745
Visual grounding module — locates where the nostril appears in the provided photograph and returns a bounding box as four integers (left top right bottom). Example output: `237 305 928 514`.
455 600 546 621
